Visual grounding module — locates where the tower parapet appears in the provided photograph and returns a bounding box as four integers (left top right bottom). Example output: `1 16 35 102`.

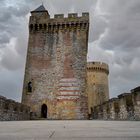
87 62 109 75
29 12 89 32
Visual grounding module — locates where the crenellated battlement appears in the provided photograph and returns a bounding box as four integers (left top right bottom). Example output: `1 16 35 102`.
93 86 140 121
30 12 89 19
29 12 89 32
87 62 109 75
54 14 64 18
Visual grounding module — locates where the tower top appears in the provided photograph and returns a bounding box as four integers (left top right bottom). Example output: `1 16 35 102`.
87 61 109 75
31 5 48 13
30 4 50 18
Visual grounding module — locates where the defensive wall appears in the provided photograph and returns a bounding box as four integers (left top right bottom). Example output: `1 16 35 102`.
0 96 30 121
93 86 140 121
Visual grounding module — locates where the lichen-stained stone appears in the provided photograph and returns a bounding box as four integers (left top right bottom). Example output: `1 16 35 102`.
102 102 110 120
98 105 103 120
131 87 140 120
22 6 89 120
93 87 140 121
0 96 30 121
109 98 120 120
118 93 134 120
118 93 129 120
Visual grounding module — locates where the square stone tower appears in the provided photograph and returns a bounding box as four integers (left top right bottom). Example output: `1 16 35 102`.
22 5 89 120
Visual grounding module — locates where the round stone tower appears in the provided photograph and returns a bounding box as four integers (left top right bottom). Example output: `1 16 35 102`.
87 62 109 114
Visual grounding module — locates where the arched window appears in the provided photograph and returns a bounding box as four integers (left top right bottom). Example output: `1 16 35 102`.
28 82 32 92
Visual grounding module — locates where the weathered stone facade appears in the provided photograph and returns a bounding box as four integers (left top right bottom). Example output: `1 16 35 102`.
93 86 140 121
1 5 139 122
22 5 89 120
0 96 30 121
131 87 140 120
87 62 109 115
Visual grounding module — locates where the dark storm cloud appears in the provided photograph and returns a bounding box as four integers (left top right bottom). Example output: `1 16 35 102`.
0 0 140 100
97 0 140 50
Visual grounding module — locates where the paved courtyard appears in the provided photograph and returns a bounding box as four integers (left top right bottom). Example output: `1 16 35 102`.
0 120 140 140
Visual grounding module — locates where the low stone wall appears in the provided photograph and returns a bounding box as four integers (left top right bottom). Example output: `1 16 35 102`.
0 96 30 121
93 86 140 121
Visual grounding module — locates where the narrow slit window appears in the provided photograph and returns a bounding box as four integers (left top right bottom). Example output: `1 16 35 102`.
28 82 32 92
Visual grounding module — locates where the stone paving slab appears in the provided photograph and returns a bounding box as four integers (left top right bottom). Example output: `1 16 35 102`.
0 120 140 140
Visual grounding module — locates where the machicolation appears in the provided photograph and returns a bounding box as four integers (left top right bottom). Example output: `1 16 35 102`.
29 13 89 32
87 62 109 75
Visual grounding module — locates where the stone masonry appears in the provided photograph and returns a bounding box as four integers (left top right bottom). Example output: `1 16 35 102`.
22 5 89 120
0 96 30 121
93 86 140 121
1 5 140 122
87 62 109 116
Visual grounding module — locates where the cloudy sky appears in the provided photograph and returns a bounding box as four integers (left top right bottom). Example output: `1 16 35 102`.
0 0 140 101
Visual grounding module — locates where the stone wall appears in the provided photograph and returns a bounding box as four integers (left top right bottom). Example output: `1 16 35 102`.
0 96 30 121
93 86 140 121
22 6 89 120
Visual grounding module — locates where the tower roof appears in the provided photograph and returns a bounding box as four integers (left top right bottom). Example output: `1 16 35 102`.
31 5 48 13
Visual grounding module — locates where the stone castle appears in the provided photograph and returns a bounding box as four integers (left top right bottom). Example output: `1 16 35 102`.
22 5 89 120
21 5 110 120
0 5 140 121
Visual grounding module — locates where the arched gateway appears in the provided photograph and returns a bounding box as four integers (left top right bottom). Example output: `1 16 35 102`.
41 104 48 118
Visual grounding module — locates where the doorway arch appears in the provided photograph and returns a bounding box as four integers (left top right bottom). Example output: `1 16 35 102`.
41 104 48 118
